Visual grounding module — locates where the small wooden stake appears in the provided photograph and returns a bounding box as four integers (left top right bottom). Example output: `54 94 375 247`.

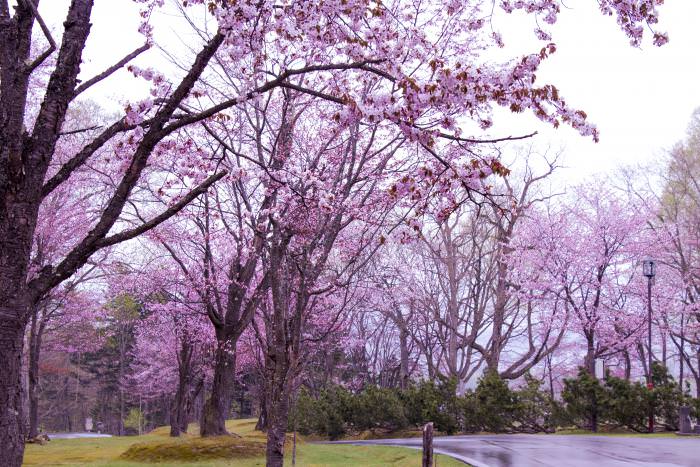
422 422 434 467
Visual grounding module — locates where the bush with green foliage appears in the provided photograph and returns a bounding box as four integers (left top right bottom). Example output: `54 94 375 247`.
401 377 460 434
562 363 686 432
649 363 685 431
600 374 647 432
289 385 352 439
561 368 606 431
515 375 557 433
290 364 694 438
348 385 408 432
462 371 523 433
123 408 144 435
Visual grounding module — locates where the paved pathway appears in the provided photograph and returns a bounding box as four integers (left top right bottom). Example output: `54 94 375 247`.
345 434 700 467
48 432 112 439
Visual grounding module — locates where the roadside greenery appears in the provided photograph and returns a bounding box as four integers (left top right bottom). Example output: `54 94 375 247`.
561 363 687 432
291 373 557 438
292 365 695 438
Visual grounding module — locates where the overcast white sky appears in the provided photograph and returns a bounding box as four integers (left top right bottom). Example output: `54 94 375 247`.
36 1 700 184
491 1 700 182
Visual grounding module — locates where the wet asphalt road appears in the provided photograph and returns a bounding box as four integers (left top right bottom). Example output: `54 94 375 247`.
344 434 700 467
47 432 112 439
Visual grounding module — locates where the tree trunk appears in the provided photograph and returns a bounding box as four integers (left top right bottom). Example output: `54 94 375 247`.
0 212 33 465
170 381 187 437
200 343 235 436
399 325 409 390
117 328 126 436
182 378 203 434
27 309 42 439
170 341 194 437
0 321 27 467
584 334 597 432
255 396 268 431
265 376 291 467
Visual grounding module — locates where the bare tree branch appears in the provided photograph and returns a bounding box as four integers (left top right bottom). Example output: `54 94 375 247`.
73 43 150 97
21 0 56 73
438 130 538 144
58 124 102 136
42 119 132 198
96 170 227 249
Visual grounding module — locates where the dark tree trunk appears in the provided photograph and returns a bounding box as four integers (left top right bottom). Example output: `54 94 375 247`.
0 321 26 467
255 396 268 431
264 374 291 467
170 383 187 437
200 343 235 436
171 375 203 436
182 378 203 434
170 341 193 437
584 334 597 432
623 351 632 381
0 174 37 465
399 325 409 390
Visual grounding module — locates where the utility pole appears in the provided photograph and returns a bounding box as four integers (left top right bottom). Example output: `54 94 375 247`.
643 259 656 434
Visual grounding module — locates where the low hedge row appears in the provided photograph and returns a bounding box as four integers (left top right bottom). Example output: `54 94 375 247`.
291 363 695 438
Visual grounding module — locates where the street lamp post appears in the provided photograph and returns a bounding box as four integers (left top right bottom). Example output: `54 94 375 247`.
642 258 656 434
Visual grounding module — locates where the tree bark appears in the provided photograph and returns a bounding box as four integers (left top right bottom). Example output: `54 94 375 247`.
170 341 194 437
170 382 187 437
0 320 26 467
182 377 203 434
200 343 235 436
264 374 291 467
255 396 268 431
584 334 597 432
0 182 37 464
27 307 44 439
399 325 409 390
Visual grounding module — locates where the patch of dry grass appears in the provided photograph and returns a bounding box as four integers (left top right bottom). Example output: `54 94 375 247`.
120 436 265 462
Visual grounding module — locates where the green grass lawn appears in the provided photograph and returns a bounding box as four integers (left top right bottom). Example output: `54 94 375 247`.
24 419 466 466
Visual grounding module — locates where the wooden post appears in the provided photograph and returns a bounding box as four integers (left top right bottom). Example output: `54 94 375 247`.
422 422 434 467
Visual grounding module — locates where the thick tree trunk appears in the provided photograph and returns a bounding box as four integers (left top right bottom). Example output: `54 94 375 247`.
0 321 27 467
0 199 36 464
265 377 291 467
1 0 95 458
200 343 235 436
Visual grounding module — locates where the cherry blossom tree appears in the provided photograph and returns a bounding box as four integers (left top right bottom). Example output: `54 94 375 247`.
624 108 700 395
521 185 653 429
128 299 213 436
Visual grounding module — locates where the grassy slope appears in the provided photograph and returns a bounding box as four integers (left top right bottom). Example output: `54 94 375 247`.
24 419 466 467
